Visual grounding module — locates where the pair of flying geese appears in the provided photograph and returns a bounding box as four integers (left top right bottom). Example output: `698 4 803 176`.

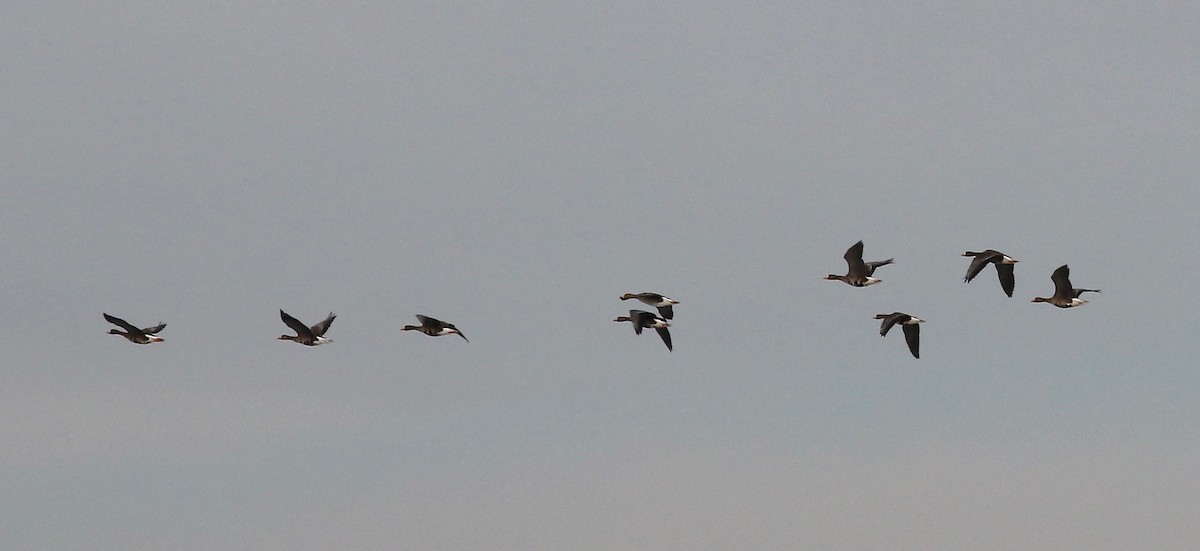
613 293 679 351
104 310 468 345
825 241 1100 358
822 241 925 358
275 310 468 345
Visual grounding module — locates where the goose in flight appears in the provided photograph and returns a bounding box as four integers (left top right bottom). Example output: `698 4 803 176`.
874 312 923 359
402 315 469 342
825 241 893 286
1031 265 1094 308
104 313 166 344
962 249 1019 297
619 292 679 320
278 310 336 345
613 309 672 351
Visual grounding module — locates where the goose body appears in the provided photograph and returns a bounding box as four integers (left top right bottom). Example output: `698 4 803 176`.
613 309 672 351
403 315 469 342
874 312 923 358
962 249 1018 297
619 292 679 319
104 313 165 344
1031 265 1092 308
825 240 893 286
278 310 336 345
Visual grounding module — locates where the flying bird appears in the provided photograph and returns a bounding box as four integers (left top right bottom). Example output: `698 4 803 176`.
619 292 679 320
278 310 336 345
402 315 469 342
825 241 894 286
1031 265 1095 308
962 249 1019 297
875 312 924 359
104 313 166 344
613 309 672 351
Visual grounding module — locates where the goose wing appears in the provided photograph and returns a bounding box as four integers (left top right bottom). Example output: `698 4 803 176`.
902 323 920 359
415 314 445 329
878 312 905 337
963 250 1000 283
637 292 664 303
655 326 673 351
280 310 316 339
104 313 146 336
995 263 1016 297
1050 265 1074 299
843 241 869 276
629 310 652 335
656 304 674 320
864 258 894 276
309 312 336 336
140 322 167 335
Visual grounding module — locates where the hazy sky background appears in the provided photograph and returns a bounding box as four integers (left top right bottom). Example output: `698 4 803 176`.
3 2 1200 549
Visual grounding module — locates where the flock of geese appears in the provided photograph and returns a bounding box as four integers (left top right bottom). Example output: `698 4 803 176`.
103 241 1099 359
103 311 469 347
822 241 1098 358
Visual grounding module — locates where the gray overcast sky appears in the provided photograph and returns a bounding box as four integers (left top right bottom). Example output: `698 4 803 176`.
3 2 1199 549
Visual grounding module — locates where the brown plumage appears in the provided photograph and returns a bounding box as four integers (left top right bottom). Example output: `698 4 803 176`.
278 310 336 345
613 309 672 351
1031 265 1095 308
874 312 923 359
619 292 679 320
962 249 1018 297
402 315 468 342
825 241 893 287
104 313 165 344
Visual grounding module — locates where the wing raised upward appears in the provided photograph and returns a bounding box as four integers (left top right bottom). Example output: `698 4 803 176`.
843 240 868 276
280 310 315 339
309 312 336 337
104 313 144 335
1050 264 1074 299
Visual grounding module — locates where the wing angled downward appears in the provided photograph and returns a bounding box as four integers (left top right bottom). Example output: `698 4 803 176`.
655 327 673 351
630 310 649 335
657 304 674 320
995 263 1016 297
878 313 901 337
963 251 999 283
902 323 920 358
